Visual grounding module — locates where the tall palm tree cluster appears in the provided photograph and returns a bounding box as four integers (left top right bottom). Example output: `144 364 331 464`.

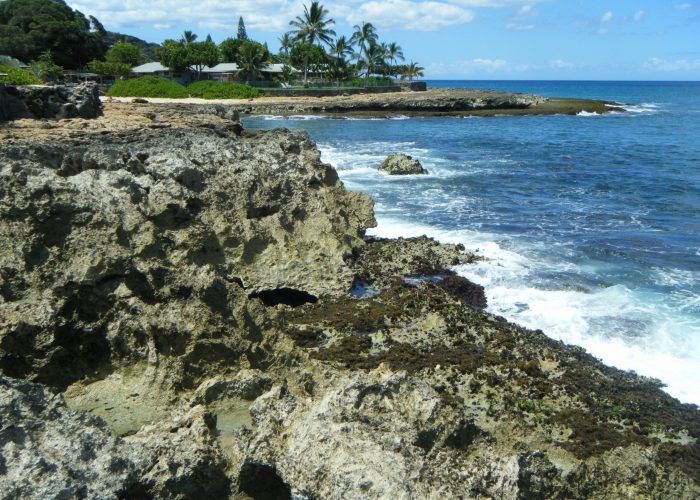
283 1 423 83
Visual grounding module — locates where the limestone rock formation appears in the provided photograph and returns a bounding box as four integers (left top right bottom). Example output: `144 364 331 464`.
380 153 427 175
0 103 698 499
0 82 102 121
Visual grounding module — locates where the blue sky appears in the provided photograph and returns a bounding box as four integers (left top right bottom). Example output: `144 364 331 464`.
68 1 700 80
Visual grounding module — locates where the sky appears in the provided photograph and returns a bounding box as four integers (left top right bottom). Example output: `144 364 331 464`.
68 1 700 80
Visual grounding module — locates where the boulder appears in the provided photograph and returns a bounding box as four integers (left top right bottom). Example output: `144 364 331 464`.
379 153 428 175
0 82 102 121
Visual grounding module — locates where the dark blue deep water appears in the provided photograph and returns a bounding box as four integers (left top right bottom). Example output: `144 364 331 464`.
244 81 700 404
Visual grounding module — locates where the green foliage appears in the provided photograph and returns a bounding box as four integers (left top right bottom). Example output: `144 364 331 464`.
290 43 327 76
237 17 248 40
106 76 188 98
0 0 105 69
86 60 132 78
157 40 190 72
106 42 142 66
187 81 259 99
0 65 42 84
158 39 219 75
340 76 392 87
236 40 270 83
30 50 63 82
219 37 244 63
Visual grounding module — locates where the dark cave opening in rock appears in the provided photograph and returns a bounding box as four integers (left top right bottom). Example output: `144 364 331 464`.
238 462 292 500
248 288 318 307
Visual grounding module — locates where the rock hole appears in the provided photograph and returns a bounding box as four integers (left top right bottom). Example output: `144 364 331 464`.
238 462 291 500
248 288 318 308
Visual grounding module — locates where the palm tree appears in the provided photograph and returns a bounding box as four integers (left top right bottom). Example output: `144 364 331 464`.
386 42 404 78
278 33 294 58
331 35 353 62
350 21 378 77
181 31 198 44
237 42 268 84
289 1 336 83
402 61 424 81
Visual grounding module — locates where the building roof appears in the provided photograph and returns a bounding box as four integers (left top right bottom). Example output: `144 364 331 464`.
132 62 169 73
202 63 239 73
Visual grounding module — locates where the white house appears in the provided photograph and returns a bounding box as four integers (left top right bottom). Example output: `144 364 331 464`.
132 62 295 83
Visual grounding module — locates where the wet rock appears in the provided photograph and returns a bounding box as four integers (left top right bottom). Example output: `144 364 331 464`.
379 153 427 175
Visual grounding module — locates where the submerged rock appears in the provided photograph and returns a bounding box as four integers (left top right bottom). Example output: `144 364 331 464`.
380 153 428 175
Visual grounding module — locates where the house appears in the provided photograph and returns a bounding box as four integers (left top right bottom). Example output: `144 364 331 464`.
132 62 297 84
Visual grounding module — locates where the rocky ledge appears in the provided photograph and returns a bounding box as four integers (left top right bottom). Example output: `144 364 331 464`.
0 103 698 498
0 82 102 121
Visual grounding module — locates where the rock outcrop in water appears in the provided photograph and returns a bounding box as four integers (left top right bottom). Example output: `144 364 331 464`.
0 101 698 498
380 153 428 175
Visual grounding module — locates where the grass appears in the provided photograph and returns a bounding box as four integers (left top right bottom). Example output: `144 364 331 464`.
0 66 42 85
187 81 259 99
107 76 188 98
106 77 260 99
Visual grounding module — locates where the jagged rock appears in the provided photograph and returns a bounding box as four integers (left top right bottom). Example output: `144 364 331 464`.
0 104 375 390
379 153 427 175
0 373 144 498
0 83 102 121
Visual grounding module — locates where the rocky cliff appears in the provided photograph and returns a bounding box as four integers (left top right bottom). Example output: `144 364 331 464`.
0 102 698 499
0 82 102 122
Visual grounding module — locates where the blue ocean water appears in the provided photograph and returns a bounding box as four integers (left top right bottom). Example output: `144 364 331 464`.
243 81 700 405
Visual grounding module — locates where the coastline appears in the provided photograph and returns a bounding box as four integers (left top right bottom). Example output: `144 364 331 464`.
1 99 698 497
107 87 621 116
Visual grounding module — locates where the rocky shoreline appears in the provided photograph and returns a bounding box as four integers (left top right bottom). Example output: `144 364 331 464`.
1 100 698 498
108 87 621 117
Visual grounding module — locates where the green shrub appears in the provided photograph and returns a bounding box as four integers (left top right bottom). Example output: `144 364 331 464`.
0 66 42 85
106 76 188 98
340 76 393 88
187 81 259 99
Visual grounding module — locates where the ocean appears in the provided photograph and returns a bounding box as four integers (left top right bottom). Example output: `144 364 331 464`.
243 80 700 406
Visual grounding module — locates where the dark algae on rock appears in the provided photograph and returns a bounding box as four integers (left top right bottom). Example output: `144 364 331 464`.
0 97 698 498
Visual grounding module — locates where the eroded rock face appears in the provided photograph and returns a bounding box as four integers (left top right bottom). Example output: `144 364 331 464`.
1 104 699 499
0 104 375 390
379 153 428 175
0 83 102 121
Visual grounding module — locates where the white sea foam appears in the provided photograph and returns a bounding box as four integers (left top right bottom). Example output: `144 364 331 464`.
616 102 663 114
577 110 601 117
367 216 700 405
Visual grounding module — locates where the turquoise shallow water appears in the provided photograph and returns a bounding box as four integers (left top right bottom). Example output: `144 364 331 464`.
244 81 700 405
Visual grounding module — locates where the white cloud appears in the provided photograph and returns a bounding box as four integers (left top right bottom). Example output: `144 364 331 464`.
518 5 533 16
600 11 613 23
428 58 508 76
549 59 573 69
674 2 693 9
69 0 543 34
506 22 535 30
346 1 475 31
633 10 645 22
644 57 700 71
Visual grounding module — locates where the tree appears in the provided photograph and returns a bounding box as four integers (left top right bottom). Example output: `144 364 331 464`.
386 42 404 77
401 61 424 81
278 33 294 58
289 1 335 83
30 50 63 82
350 21 377 77
289 43 327 82
106 42 142 67
86 60 132 79
181 31 198 44
187 40 220 78
237 17 248 40
0 0 105 69
219 37 244 63
157 39 190 72
330 35 353 63
236 40 269 83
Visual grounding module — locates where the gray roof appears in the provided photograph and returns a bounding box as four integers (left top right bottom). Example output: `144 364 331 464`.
132 62 169 73
203 63 239 73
